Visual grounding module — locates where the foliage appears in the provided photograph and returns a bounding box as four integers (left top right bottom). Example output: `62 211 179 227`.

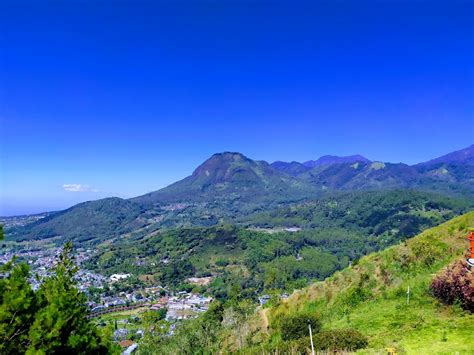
277 312 321 341
83 190 470 300
142 308 167 323
139 300 225 354
313 328 368 351
262 212 474 353
430 260 474 312
0 242 116 354
222 300 255 348
0 260 37 354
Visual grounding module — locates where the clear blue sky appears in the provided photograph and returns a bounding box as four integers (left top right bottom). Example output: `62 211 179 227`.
1 0 473 215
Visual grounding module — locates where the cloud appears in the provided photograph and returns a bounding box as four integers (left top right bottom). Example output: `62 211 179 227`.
62 184 99 192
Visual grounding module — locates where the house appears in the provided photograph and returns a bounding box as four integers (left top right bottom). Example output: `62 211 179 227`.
113 328 129 341
110 274 131 282
258 295 271 306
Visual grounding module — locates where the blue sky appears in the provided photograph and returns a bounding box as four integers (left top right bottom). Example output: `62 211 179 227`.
1 0 473 215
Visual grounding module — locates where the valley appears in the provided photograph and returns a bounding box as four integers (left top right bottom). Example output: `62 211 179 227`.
2 3 472 353
1 145 473 354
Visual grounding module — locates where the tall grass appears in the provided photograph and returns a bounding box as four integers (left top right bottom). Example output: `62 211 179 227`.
261 212 474 353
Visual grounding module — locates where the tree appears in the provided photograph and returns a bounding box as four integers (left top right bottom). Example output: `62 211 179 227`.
279 312 321 341
222 299 254 349
0 259 37 354
26 242 115 354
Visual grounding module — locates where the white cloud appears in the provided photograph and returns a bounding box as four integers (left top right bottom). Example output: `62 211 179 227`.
62 184 99 193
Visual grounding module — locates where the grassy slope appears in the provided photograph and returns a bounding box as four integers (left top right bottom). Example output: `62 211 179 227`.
264 211 474 354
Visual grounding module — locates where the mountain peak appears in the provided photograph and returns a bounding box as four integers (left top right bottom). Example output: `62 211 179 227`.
192 152 253 177
303 154 370 168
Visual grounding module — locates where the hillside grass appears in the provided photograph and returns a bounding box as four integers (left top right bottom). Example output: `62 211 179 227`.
263 211 474 354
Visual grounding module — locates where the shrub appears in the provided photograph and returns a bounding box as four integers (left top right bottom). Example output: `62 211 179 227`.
430 260 474 312
314 328 368 351
411 238 444 267
258 338 311 354
215 259 229 267
279 312 321 341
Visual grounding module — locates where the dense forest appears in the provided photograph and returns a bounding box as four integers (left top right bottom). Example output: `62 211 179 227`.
135 212 474 354
84 190 471 298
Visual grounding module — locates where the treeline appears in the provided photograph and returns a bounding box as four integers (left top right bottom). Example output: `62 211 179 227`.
243 190 471 234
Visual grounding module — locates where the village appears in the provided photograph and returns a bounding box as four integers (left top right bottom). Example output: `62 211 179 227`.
0 246 214 354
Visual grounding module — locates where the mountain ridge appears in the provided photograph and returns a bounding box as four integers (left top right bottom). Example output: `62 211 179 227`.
6 145 474 244
303 154 370 168
416 144 474 167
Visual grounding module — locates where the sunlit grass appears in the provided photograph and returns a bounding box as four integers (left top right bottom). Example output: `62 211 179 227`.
266 211 474 353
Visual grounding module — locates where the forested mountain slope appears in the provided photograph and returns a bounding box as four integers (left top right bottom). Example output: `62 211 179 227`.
132 152 316 205
84 191 471 301
8 197 146 244
6 146 474 245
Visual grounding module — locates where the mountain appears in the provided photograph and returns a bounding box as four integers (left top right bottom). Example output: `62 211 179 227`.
270 154 370 176
9 197 146 244
417 144 474 166
132 152 314 205
270 161 310 176
304 161 419 188
138 146 473 205
303 154 370 168
231 212 474 353
6 146 474 244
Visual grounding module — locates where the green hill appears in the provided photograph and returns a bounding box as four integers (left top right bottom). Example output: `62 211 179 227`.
8 197 146 244
83 191 470 295
7 147 474 245
255 211 474 353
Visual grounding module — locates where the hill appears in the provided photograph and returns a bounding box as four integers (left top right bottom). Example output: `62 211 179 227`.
249 211 474 353
7 146 474 244
131 212 474 354
8 197 146 244
84 190 471 297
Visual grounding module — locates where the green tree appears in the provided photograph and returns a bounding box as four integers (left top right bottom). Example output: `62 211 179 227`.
0 259 37 353
278 312 321 341
26 242 114 354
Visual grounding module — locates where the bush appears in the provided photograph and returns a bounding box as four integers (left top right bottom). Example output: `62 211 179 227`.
279 312 321 341
430 260 474 312
411 238 444 267
314 328 368 351
215 259 229 267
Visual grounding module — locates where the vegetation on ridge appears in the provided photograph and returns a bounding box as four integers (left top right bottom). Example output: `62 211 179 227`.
137 212 474 353
258 211 474 353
